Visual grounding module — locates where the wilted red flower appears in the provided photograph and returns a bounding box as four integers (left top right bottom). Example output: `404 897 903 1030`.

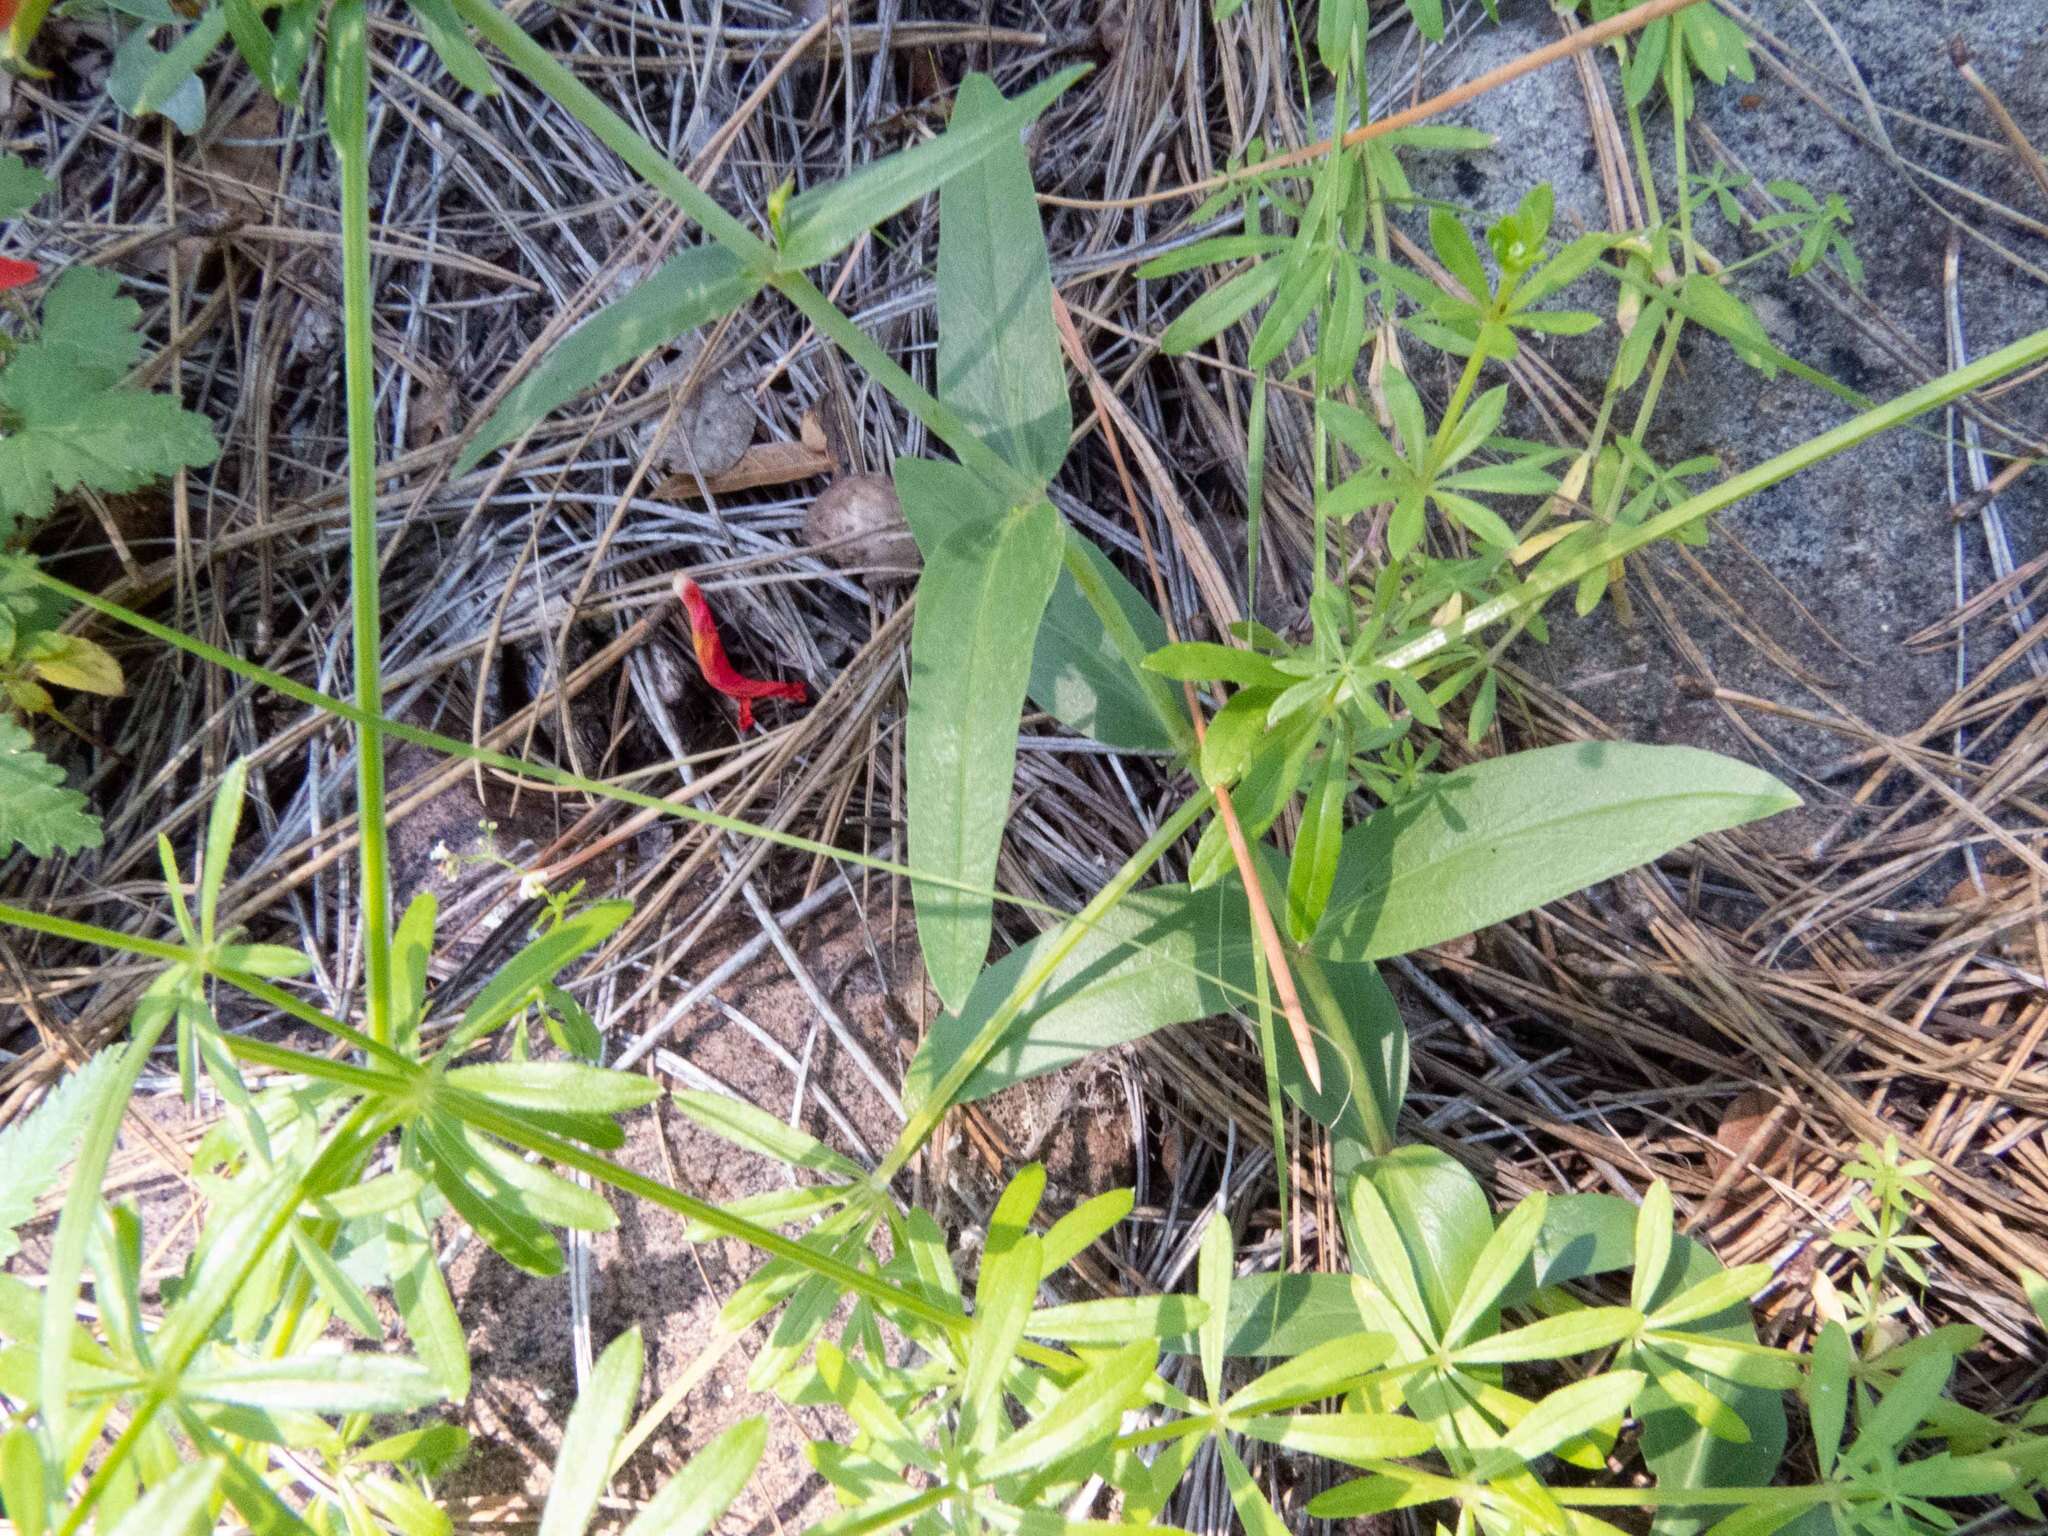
673 574 808 730
0 256 36 292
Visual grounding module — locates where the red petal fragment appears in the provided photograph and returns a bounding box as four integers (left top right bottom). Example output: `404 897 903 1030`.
673 574 808 732
0 256 38 293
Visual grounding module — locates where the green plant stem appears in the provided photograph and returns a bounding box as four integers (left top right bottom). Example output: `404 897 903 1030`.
448 1091 971 1333
3 560 1056 914
0 900 408 1070
327 0 392 1048
874 787 1216 1184
1368 325 2048 682
56 1101 384 1536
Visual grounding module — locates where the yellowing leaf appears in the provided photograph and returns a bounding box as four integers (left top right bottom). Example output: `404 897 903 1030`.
30 633 124 696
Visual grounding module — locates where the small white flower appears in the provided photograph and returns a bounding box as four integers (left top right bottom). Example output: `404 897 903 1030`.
429 841 452 863
518 872 547 901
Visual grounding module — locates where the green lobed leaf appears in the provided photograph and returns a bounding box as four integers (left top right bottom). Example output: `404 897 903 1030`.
0 153 50 220
0 270 220 537
936 74 1071 486
0 1042 123 1258
907 499 1066 1009
1312 742 1799 962
779 67 1086 271
456 245 760 474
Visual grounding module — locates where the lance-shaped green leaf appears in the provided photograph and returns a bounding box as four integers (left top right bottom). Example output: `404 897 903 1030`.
974 1338 1156 1481
1312 742 1799 962
622 1417 766 1536
937 74 1070 485
900 882 1254 1111
779 67 1086 271
540 1328 641 1536
893 456 1183 752
439 899 630 1058
908 500 1065 1009
667 1089 865 1178
456 246 760 474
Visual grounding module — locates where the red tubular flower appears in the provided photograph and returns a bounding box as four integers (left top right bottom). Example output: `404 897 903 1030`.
0 256 37 293
673 574 807 731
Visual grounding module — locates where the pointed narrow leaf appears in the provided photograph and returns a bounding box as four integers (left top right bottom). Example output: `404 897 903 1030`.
442 900 630 1057
1455 1306 1641 1366
622 1417 766 1536
101 1459 223 1536
1198 1211 1232 1400
667 1090 864 1178
780 68 1085 270
937 74 1070 484
457 248 760 474
1041 1189 1132 1278
1226 1332 1395 1413
975 1339 1156 1480
539 1329 642 1536
1444 1193 1548 1347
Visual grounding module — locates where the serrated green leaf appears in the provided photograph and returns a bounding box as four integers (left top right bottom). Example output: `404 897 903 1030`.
0 271 219 537
0 153 50 221
0 1047 123 1259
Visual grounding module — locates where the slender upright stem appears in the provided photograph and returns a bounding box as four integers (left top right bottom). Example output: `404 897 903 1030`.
328 0 392 1046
